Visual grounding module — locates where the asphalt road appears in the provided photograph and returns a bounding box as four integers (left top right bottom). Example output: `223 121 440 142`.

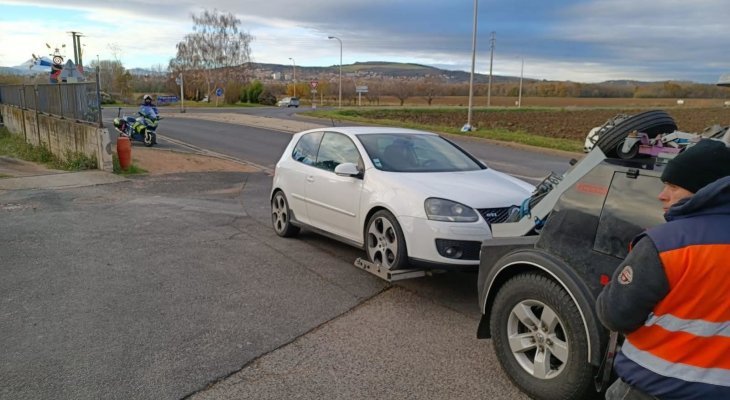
103 106 573 182
1 107 574 399
0 169 528 400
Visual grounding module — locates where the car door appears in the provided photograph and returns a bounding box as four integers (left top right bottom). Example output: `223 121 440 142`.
285 131 324 225
304 132 364 242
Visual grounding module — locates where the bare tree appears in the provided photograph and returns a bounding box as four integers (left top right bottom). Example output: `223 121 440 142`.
169 9 253 102
419 76 443 106
389 80 415 106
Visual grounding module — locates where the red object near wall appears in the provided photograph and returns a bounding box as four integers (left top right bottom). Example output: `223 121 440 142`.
117 136 132 170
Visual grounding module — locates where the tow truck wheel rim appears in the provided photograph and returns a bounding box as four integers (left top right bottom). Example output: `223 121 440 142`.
507 299 568 380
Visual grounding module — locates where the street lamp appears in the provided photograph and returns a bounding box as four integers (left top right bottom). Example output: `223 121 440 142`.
288 57 296 97
328 36 342 108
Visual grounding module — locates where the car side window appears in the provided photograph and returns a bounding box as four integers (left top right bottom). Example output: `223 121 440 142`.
291 131 324 166
314 132 362 172
594 172 665 258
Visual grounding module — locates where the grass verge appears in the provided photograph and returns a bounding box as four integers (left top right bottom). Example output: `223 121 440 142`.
112 153 146 175
305 109 583 153
0 127 98 170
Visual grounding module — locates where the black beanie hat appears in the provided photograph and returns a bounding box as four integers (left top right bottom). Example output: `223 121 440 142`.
661 139 730 193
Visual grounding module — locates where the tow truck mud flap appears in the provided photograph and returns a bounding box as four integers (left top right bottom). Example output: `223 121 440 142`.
353 258 427 282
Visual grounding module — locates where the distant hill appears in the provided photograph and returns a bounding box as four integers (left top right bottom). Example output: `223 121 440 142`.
252 61 531 84
3 60 715 88
128 68 166 76
0 66 36 76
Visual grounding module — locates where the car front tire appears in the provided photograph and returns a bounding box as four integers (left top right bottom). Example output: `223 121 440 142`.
271 191 300 237
365 210 408 270
490 273 595 400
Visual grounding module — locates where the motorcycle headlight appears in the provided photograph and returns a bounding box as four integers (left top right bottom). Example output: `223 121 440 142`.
424 198 479 223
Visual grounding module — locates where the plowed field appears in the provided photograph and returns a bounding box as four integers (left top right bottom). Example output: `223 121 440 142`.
348 99 729 142
469 107 729 141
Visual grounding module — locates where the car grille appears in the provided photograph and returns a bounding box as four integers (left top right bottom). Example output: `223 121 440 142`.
477 207 515 225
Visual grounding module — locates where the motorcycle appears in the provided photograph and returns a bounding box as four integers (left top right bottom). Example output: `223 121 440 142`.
112 107 160 147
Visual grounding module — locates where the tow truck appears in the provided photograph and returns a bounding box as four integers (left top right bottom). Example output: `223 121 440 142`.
354 77 729 398
474 108 729 399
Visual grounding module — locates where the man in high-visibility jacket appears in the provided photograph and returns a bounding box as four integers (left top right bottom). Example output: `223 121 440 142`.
597 139 730 400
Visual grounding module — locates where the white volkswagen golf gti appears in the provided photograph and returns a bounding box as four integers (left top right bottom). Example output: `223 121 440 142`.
271 127 534 270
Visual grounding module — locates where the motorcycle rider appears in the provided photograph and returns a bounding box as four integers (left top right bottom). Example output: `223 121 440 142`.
139 94 158 118
137 94 160 145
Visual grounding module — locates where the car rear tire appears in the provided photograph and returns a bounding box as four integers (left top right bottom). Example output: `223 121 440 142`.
365 210 408 270
271 191 300 237
490 273 595 400
593 110 676 158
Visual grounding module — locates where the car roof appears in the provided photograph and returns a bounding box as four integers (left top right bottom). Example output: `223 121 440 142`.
297 126 439 136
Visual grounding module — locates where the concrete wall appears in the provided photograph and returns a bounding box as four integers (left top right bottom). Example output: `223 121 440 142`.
0 104 112 171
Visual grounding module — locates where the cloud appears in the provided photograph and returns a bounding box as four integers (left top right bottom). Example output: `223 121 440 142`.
1 0 728 82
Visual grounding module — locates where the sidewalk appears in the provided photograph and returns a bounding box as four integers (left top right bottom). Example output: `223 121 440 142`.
0 143 258 192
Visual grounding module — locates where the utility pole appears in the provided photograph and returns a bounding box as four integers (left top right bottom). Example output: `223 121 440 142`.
487 31 495 107
464 0 478 132
518 58 524 108
68 31 84 76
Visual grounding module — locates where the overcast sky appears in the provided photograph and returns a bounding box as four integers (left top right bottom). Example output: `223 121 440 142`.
1 0 728 83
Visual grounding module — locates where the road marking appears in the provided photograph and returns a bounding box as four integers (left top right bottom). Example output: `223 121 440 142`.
157 134 274 175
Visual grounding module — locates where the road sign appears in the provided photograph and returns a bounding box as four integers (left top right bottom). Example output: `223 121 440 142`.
310 80 319 89
215 87 224 97
356 85 368 93
175 77 181 86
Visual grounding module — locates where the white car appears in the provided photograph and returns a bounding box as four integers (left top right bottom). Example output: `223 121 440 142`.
270 127 534 270
276 97 300 107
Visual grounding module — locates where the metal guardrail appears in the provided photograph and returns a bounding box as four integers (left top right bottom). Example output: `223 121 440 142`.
0 68 102 126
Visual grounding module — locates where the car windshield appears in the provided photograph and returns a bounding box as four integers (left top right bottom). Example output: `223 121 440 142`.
357 133 485 172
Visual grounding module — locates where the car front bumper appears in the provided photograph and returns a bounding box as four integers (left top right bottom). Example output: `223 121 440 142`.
397 215 492 267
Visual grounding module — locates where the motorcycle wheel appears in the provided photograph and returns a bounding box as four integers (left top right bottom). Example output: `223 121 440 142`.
144 132 154 147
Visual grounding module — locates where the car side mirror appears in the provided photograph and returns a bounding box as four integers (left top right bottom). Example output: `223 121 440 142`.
334 162 362 178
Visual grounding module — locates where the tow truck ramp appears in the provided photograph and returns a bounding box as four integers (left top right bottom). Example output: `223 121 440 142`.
353 258 432 282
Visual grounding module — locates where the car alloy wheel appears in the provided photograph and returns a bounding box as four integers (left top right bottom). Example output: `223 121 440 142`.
366 210 407 270
271 191 300 237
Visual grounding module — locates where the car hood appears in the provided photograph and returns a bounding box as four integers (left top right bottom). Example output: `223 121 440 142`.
381 168 534 209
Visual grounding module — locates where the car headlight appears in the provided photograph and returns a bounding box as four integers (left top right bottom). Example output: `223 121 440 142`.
424 198 479 222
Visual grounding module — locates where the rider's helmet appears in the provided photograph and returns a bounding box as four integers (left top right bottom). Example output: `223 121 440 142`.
143 94 152 104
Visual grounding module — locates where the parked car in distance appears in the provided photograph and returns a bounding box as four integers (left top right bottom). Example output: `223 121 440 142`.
277 97 300 108
270 126 534 270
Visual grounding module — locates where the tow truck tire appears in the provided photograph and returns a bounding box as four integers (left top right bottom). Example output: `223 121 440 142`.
594 110 677 158
490 273 595 400
271 191 300 237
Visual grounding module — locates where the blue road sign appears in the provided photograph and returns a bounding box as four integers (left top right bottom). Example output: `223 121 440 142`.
215 87 224 97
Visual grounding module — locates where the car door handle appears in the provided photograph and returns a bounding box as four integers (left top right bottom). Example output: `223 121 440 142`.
306 176 315 182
